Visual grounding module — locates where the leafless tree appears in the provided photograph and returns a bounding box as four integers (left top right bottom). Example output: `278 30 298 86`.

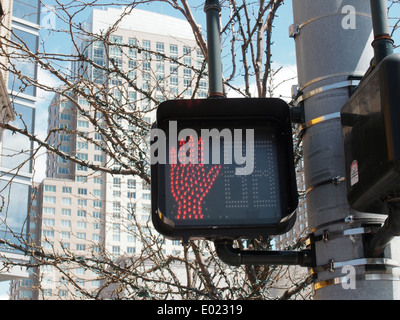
4 0 380 300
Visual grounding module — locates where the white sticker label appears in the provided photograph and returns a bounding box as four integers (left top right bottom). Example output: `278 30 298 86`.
350 160 359 186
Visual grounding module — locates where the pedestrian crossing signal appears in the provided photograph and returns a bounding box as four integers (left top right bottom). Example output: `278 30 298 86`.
151 98 298 242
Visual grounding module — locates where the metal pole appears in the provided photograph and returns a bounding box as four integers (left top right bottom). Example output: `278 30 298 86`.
370 0 393 64
204 0 225 98
291 0 400 299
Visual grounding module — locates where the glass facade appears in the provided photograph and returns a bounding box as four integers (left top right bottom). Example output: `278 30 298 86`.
1 103 35 173
12 0 40 25
7 28 38 97
0 0 40 253
0 179 31 249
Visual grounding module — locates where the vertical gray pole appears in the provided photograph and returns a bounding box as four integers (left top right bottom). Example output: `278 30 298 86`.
370 0 393 64
291 0 400 299
204 0 225 98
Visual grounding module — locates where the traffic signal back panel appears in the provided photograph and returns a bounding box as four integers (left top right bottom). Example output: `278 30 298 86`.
341 54 400 213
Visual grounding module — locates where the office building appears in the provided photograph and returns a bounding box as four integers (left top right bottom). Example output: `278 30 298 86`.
9 5 311 300
13 6 208 299
0 0 40 289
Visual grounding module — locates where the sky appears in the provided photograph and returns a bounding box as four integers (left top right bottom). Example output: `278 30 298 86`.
31 0 299 183
31 0 400 184
3 0 400 299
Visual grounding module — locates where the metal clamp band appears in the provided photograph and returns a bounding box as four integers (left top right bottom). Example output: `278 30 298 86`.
296 80 360 105
310 227 373 244
302 112 341 131
334 258 400 270
299 73 363 94
307 215 386 238
294 79 360 133
305 176 345 195
313 258 400 273
314 273 400 291
289 11 371 38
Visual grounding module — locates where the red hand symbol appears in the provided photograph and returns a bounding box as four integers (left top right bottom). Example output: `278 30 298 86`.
170 136 221 220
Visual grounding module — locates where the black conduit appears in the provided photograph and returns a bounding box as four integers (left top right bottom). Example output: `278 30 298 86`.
366 204 400 257
214 239 313 267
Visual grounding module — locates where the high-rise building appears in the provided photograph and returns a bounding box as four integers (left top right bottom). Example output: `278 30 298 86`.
0 0 40 289
8 5 310 300
0 0 13 143
14 6 208 299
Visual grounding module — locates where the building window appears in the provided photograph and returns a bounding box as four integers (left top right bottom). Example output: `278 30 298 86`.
62 187 72 193
44 196 56 204
43 289 52 297
43 219 55 227
77 153 88 161
93 211 102 219
94 177 103 184
77 164 88 171
77 232 86 240
8 29 38 97
62 197 71 205
113 190 121 198
127 179 136 189
93 200 102 208
113 201 121 213
76 244 86 251
77 120 89 128
112 246 120 256
62 208 71 216
78 188 87 195
142 182 150 190
94 154 103 162
110 35 123 68
142 40 151 59
142 193 151 200
13 0 40 24
113 223 120 241
127 192 136 199
43 207 55 215
183 46 191 66
57 167 70 175
57 156 69 163
61 231 70 239
60 145 70 153
156 42 164 55
44 185 56 192
170 44 178 57
77 221 86 229
77 210 86 217
113 177 121 188
42 230 54 238
77 141 88 150
61 220 71 228
78 199 87 206
127 233 136 243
